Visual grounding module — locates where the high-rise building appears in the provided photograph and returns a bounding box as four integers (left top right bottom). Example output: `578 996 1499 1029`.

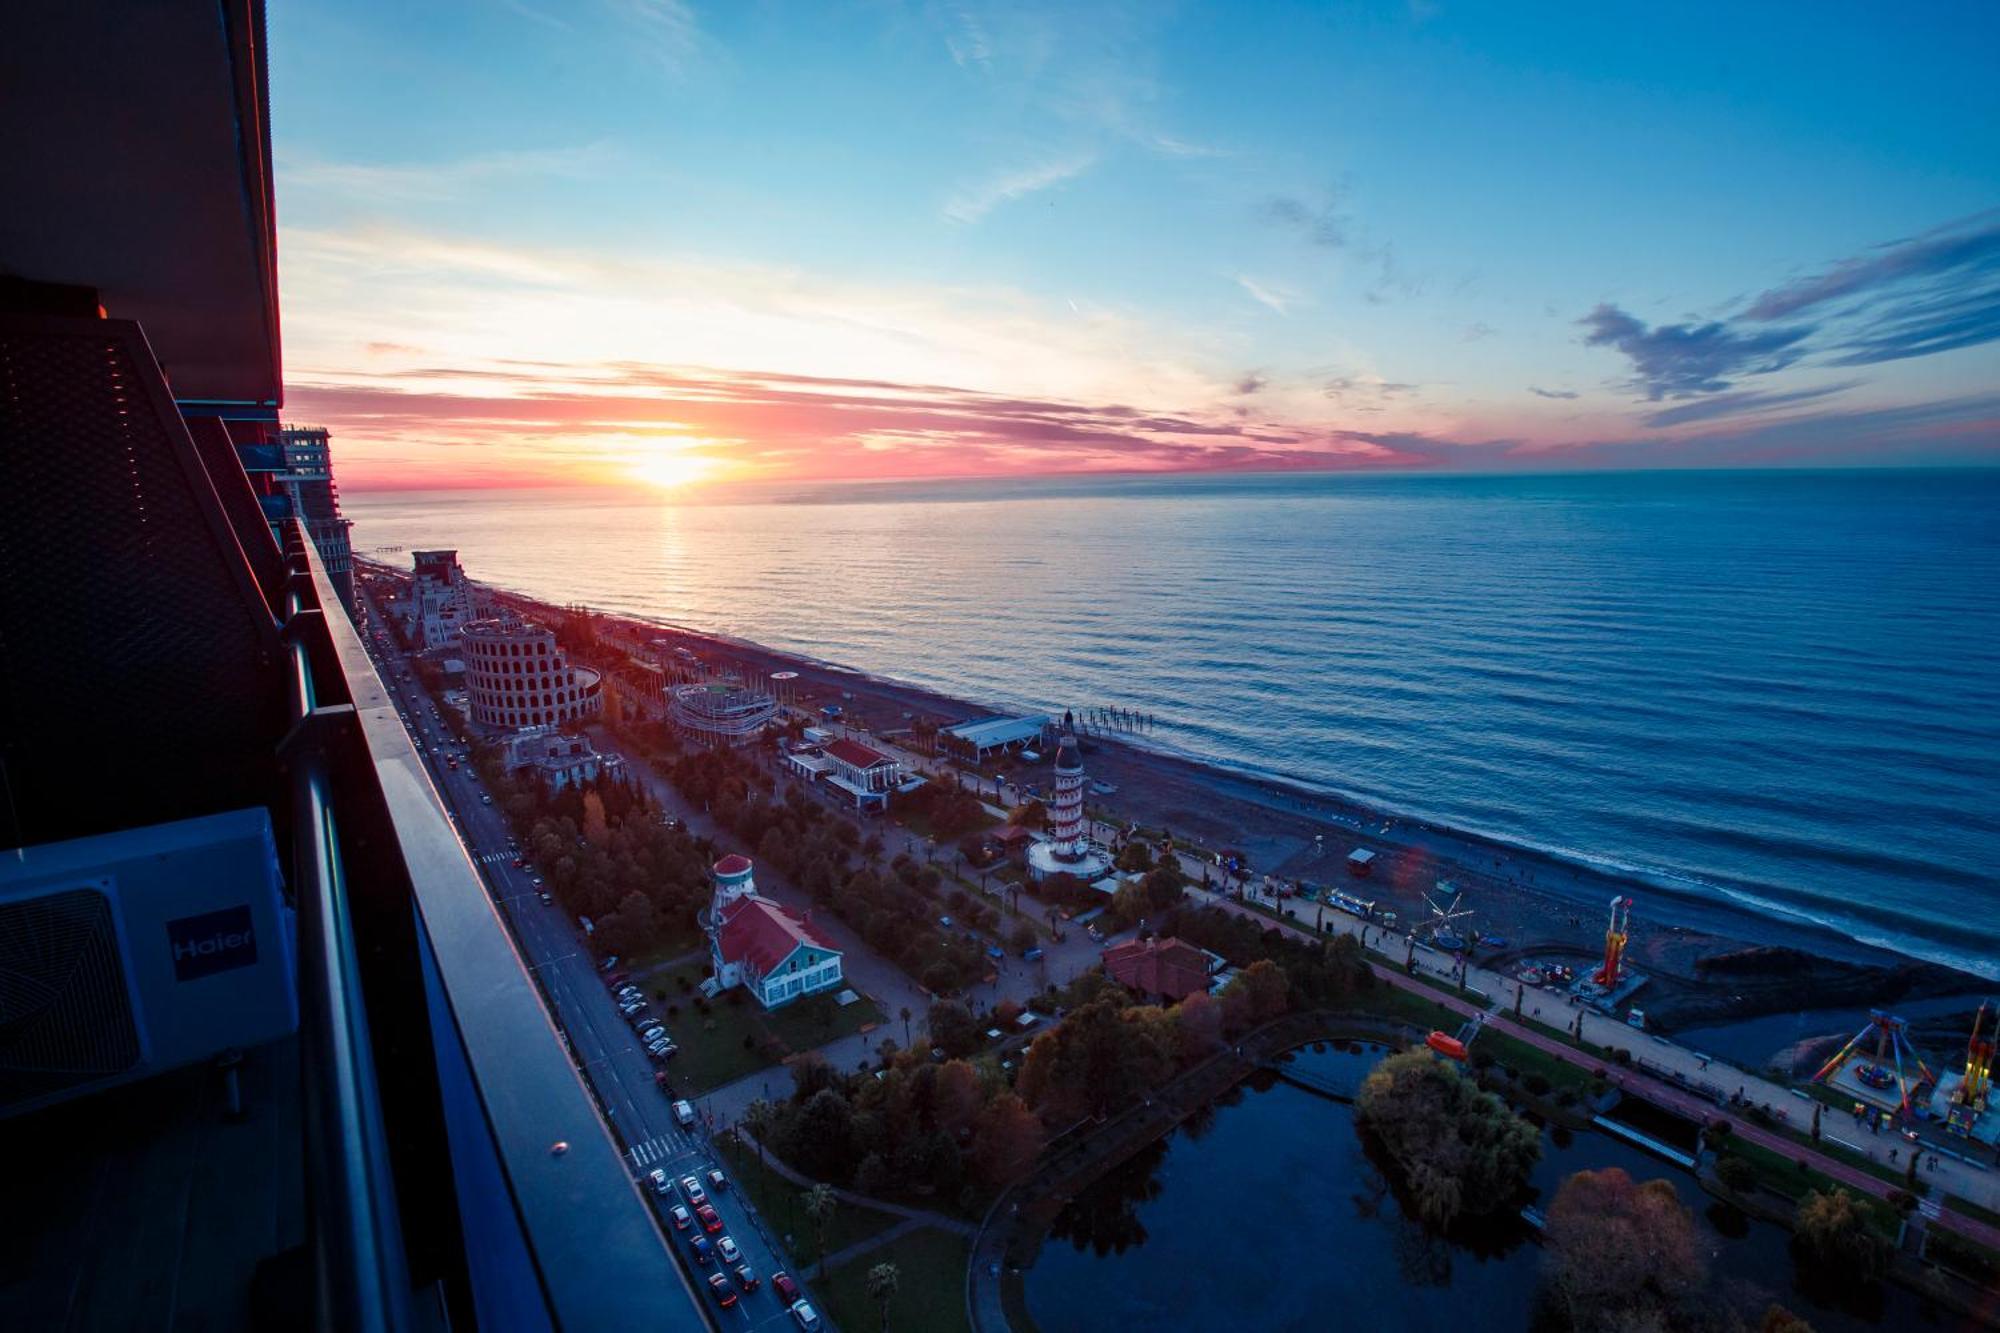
237 424 354 606
406 548 479 649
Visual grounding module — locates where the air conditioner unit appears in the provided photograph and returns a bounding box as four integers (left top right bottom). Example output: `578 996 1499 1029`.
0 807 295 1118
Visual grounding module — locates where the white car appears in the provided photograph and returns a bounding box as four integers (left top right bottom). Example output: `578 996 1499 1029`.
717 1236 740 1265
790 1301 821 1330
673 1099 696 1128
647 1168 671 1196
680 1175 706 1206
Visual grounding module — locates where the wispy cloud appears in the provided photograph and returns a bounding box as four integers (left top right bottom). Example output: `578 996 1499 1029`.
1462 322 1498 342
1579 303 1811 400
279 144 617 201
943 154 1093 223
1262 192 1350 249
1527 386 1578 399
1583 212 2000 403
607 0 701 74
1235 275 1301 314
1638 382 1857 428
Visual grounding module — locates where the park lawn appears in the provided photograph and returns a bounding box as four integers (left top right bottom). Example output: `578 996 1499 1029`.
653 963 886 1095
1478 1028 1602 1096
718 1138 900 1265
819 1227 972 1333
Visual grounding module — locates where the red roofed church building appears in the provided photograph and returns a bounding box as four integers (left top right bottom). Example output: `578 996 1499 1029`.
1101 936 1215 1003
703 855 844 1009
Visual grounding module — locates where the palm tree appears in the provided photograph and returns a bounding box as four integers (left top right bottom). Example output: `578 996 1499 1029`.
866 1261 901 1331
899 1006 912 1046
803 1182 837 1280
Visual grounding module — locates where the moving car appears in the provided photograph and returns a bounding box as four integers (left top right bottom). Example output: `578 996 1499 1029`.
538 891 552 905
688 1236 713 1264
646 1169 671 1196
790 1300 821 1329
673 1099 696 1127
707 1273 737 1309
695 1204 722 1233
669 1204 692 1230
706 1168 728 1193
679 1175 706 1206
733 1264 757 1291
716 1236 741 1264
771 1272 800 1302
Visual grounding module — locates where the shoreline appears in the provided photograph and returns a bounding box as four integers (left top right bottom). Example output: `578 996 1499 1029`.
401 563 1987 1058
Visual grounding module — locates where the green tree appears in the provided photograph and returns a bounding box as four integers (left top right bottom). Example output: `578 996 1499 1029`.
1354 1049 1540 1227
1793 1188 1892 1287
927 1000 980 1058
867 1261 901 1332
803 1182 838 1280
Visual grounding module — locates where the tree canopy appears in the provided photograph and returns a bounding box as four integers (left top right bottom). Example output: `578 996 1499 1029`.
1354 1049 1541 1227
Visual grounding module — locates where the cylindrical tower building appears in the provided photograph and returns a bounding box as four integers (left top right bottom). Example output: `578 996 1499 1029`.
1027 724 1112 881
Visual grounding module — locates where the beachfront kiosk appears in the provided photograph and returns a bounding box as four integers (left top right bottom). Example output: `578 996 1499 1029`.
1027 722 1113 883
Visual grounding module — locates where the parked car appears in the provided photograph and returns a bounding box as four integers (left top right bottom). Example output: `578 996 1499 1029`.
772 1273 801 1302
695 1204 722 1233
679 1175 706 1206
669 1205 692 1231
1022 947 1044 962
538 891 552 905
717 1236 741 1264
673 1099 696 1127
619 1001 645 1017
986 945 1005 960
790 1300 822 1329
638 1024 666 1044
707 1273 737 1309
733 1264 758 1292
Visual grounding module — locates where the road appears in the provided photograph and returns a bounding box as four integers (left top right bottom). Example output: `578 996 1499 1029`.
354 594 828 1332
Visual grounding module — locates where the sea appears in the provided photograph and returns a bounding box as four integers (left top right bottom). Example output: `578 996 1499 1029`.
345 469 2000 981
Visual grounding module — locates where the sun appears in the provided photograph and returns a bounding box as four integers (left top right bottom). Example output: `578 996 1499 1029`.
628 449 716 490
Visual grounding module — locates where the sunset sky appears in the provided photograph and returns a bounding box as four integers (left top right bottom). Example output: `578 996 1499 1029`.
270 1 2000 490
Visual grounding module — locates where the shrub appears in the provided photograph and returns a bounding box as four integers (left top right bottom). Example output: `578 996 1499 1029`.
1715 1155 1757 1194
1524 1072 1552 1097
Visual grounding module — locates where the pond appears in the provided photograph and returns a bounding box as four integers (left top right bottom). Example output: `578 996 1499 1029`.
1024 1041 1941 1333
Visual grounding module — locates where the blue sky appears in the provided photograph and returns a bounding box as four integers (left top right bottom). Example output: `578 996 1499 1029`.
269 1 2000 487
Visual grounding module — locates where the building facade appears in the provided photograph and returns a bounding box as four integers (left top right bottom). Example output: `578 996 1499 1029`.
703 855 843 1010
462 620 604 731
234 424 355 607
406 549 479 650
822 738 903 813
499 726 624 792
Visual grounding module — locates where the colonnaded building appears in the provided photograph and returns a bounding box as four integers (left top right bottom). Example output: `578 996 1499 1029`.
462 619 604 730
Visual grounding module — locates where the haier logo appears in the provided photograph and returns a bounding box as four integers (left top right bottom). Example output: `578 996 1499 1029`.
166 905 258 981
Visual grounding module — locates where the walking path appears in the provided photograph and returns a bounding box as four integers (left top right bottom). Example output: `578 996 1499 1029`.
1178 874 2000 1241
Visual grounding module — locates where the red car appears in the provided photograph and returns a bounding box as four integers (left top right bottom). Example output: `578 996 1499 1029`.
696 1204 723 1233
707 1273 737 1309
772 1272 800 1302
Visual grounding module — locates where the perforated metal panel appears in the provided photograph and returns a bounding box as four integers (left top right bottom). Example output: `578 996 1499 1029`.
0 315 284 848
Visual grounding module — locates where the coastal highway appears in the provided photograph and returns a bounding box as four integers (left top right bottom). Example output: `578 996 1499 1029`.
355 601 825 1332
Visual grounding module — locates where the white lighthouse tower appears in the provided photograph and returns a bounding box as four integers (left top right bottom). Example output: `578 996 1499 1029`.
1027 716 1112 882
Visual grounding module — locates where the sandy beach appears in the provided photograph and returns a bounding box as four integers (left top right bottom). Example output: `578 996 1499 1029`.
467 575 1989 1063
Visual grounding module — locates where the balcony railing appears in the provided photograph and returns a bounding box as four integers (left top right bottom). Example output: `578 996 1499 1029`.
276 520 707 1330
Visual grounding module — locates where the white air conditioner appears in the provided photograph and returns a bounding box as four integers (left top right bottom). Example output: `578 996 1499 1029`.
0 807 295 1118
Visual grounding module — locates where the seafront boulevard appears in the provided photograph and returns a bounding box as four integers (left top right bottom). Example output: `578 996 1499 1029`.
574 694 2000 1236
